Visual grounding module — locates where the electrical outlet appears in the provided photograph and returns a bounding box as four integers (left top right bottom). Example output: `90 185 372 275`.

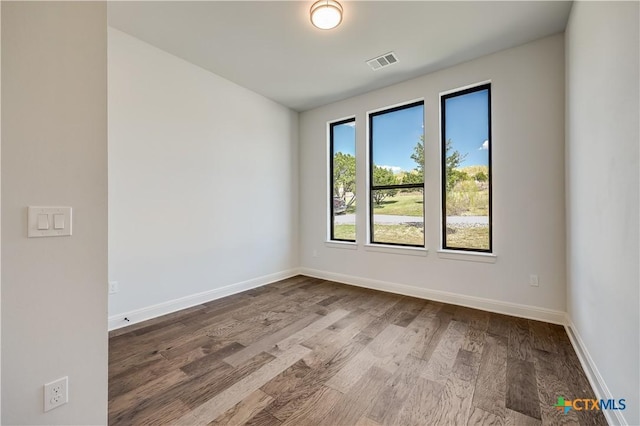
44 376 68 412
109 281 119 294
529 274 539 287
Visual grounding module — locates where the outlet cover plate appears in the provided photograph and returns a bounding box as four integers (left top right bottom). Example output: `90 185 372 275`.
44 376 68 412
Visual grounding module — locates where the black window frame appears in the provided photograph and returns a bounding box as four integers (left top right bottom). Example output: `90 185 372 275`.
329 117 356 242
440 83 492 253
368 100 425 248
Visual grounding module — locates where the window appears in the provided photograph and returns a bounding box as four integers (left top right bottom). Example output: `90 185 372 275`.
441 84 492 252
329 118 356 242
369 101 425 247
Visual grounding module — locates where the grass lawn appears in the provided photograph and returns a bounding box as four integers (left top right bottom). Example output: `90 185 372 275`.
372 224 424 246
335 224 487 249
373 192 423 216
345 187 488 218
333 224 356 241
446 188 489 216
334 223 424 246
446 226 490 250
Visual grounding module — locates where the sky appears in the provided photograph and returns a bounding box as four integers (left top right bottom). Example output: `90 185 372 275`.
333 121 356 156
444 89 489 168
333 89 489 172
371 104 424 172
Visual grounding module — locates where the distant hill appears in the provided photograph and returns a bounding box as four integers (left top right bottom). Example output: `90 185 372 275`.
459 165 488 176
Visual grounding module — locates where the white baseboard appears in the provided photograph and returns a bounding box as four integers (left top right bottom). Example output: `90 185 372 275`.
565 315 628 426
110 267 565 331
108 268 300 331
299 267 567 325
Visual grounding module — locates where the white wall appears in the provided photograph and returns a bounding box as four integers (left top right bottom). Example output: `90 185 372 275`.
108 28 299 324
566 2 639 425
0 2 3 421
300 35 566 318
1 3 108 424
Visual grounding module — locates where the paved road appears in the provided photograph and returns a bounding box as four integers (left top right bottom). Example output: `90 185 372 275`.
334 214 488 225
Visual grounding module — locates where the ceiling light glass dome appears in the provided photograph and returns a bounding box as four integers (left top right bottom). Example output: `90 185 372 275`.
310 0 343 30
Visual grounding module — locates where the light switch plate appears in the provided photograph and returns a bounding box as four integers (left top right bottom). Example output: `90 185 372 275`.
28 207 72 238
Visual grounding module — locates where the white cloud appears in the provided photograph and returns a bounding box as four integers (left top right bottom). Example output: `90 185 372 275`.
379 165 403 174
343 121 356 127
479 140 489 150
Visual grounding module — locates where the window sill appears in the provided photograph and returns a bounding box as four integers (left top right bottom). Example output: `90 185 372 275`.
364 244 428 257
325 241 358 250
437 249 497 263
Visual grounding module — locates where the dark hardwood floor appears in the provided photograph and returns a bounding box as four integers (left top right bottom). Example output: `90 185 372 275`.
109 276 607 425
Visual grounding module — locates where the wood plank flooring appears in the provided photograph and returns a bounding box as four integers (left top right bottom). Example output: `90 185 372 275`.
109 276 607 426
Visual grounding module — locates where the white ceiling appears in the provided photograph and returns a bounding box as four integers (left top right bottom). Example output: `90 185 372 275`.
108 1 572 112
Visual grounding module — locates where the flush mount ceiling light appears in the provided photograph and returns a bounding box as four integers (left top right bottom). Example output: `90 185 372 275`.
310 0 343 30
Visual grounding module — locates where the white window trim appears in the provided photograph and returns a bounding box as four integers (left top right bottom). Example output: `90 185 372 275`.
324 241 358 250
437 249 497 263
439 79 492 97
364 244 428 257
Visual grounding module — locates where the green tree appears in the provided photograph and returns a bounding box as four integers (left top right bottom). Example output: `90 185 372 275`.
445 139 468 191
333 153 356 207
474 171 488 183
410 135 424 182
409 137 468 191
372 166 398 205
402 171 423 185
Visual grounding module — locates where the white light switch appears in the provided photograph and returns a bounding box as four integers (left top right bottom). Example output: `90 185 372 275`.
53 214 65 230
37 214 50 230
28 207 72 238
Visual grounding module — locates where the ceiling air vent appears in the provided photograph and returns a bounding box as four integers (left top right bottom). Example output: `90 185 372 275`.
366 51 399 71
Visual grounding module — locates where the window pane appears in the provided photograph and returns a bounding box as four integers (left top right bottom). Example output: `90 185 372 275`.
330 119 356 242
442 85 491 251
369 101 424 247
372 188 424 246
371 103 425 184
